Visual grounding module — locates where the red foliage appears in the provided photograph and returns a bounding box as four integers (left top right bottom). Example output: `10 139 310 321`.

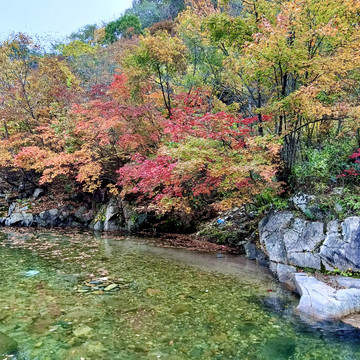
117 92 281 213
338 149 360 178
117 154 179 202
108 72 130 102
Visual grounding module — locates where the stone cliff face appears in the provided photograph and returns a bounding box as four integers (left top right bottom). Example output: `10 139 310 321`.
259 211 360 322
259 211 360 272
0 196 147 233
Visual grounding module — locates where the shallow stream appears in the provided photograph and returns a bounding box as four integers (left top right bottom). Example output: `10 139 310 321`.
1 229 360 359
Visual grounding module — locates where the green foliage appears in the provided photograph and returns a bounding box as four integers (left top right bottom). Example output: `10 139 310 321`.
252 188 289 215
127 0 185 29
329 267 360 278
207 13 253 49
198 226 239 245
68 24 98 43
105 14 142 43
57 40 97 58
303 208 315 220
127 1 162 29
291 139 358 192
338 189 360 215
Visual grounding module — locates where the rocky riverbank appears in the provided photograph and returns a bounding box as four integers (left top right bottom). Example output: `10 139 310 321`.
0 189 147 233
259 207 360 323
2 187 360 325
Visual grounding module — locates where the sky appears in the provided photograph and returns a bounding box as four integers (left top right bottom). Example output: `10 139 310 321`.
0 0 133 43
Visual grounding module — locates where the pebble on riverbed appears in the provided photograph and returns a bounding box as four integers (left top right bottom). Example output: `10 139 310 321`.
75 277 130 295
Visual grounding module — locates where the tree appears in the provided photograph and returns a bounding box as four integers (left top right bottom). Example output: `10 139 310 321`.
0 33 80 136
68 24 98 43
105 14 142 43
0 33 82 187
124 30 187 115
118 91 281 218
126 0 185 29
8 72 164 194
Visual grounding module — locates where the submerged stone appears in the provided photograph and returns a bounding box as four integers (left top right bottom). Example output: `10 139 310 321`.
25 270 40 277
171 303 192 314
29 314 54 334
258 336 296 360
73 325 93 338
104 283 118 291
0 332 18 356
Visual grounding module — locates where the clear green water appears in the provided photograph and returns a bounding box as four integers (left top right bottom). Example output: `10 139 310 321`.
1 229 360 360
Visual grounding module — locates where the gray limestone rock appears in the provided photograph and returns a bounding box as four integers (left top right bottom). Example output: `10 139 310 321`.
287 252 321 270
103 198 121 231
74 206 87 221
335 277 360 290
7 202 16 217
283 218 324 253
5 213 24 226
22 213 34 227
291 194 315 213
37 208 60 227
320 217 360 271
295 273 360 320
92 221 104 232
244 241 268 264
274 263 297 291
259 212 294 263
4 212 33 227
82 210 94 223
259 212 324 270
32 188 44 200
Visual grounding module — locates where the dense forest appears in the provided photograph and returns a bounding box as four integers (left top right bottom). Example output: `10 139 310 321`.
1 0 360 228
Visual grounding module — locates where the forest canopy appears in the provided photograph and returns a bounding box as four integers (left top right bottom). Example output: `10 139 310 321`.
1 0 360 224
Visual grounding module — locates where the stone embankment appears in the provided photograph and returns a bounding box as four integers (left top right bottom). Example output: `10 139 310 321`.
259 205 360 322
0 190 147 233
3 186 360 324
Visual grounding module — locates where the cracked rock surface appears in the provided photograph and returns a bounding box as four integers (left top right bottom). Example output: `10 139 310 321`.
295 273 360 320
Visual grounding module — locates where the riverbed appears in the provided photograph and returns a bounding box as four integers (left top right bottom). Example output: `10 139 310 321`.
1 229 360 359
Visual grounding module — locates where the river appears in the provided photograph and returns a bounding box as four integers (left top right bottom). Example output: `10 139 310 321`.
1 229 360 359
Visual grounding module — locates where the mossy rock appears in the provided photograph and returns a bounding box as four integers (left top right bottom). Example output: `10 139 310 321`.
0 332 18 356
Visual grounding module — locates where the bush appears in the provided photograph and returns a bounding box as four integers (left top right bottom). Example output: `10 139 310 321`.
291 139 358 193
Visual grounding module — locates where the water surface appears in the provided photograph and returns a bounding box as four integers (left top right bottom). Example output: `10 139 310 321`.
0 229 360 359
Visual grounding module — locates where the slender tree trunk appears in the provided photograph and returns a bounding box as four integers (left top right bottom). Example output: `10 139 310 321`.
3 119 8 139
257 87 263 136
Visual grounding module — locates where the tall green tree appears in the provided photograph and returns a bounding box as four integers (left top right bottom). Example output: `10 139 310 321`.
105 14 142 43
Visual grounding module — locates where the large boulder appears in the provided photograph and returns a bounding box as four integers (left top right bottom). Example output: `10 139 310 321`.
103 198 121 231
5 212 34 227
5 213 24 226
274 263 297 291
335 277 360 289
121 200 147 232
259 212 293 263
34 207 74 227
320 217 360 271
36 209 59 227
92 220 104 232
260 212 324 270
295 273 360 320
